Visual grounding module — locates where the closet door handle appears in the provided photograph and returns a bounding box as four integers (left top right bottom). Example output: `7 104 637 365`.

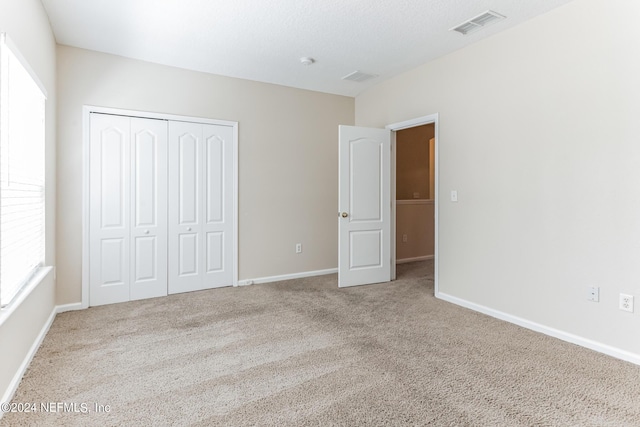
144 230 150 234
187 227 192 231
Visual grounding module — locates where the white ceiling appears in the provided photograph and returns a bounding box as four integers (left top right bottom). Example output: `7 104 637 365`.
41 0 575 97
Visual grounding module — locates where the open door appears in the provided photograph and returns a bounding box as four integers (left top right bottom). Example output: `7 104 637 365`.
338 125 391 287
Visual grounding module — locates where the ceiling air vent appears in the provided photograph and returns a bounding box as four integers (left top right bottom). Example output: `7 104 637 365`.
342 70 378 83
450 10 505 35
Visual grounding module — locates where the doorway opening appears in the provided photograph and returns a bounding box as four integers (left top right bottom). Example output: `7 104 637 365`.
395 124 435 263
387 114 439 294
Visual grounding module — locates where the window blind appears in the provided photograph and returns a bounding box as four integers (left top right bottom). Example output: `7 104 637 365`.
0 33 47 307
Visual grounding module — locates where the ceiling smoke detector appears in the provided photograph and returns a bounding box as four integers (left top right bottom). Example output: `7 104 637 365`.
451 10 505 35
300 57 315 66
342 70 378 83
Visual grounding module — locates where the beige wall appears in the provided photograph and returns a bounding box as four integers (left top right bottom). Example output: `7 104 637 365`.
356 0 640 356
396 124 434 200
396 202 434 261
0 0 57 402
56 46 354 304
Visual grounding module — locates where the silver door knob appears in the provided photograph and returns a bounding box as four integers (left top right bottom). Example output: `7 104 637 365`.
144 230 149 234
341 212 348 218
187 227 192 231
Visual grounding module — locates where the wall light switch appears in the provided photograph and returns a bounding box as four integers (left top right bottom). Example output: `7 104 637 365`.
587 286 599 302
450 190 458 202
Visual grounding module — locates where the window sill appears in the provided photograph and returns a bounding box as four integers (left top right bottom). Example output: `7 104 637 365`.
0 266 53 328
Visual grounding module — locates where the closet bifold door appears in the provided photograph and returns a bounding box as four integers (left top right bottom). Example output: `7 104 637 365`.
168 121 234 294
129 117 168 301
89 114 131 306
89 114 168 306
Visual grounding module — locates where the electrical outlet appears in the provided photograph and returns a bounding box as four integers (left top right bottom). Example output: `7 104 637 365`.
619 294 634 312
587 286 599 302
295 243 302 254
402 234 408 243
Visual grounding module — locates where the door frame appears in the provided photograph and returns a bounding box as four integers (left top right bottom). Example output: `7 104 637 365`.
386 113 439 294
81 105 239 308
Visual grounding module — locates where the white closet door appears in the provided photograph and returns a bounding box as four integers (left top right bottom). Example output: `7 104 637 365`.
168 121 233 294
89 114 131 306
90 114 169 306
202 124 234 288
168 121 203 293
129 118 168 300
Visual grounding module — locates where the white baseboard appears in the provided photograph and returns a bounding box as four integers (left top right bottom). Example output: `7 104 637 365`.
56 302 84 314
238 268 337 286
1 306 57 411
397 255 433 264
436 291 640 366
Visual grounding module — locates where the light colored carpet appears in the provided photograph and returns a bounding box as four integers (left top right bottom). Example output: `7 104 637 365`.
2 260 640 426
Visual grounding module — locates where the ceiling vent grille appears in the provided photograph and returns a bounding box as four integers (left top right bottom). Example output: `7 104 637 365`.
450 10 505 35
342 70 378 83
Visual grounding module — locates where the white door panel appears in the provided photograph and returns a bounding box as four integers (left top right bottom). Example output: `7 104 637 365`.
350 230 382 269
168 122 234 293
134 236 156 280
203 124 233 288
339 125 391 287
100 238 127 284
178 132 200 225
206 232 224 272
90 114 131 306
169 121 202 293
129 118 167 301
350 140 383 220
178 233 199 275
206 134 224 223
90 114 168 305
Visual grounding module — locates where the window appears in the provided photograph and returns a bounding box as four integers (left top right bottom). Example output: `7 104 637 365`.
0 33 47 307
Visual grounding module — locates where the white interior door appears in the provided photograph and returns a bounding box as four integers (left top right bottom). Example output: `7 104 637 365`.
168 121 234 294
338 125 391 287
129 118 168 301
89 114 131 306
